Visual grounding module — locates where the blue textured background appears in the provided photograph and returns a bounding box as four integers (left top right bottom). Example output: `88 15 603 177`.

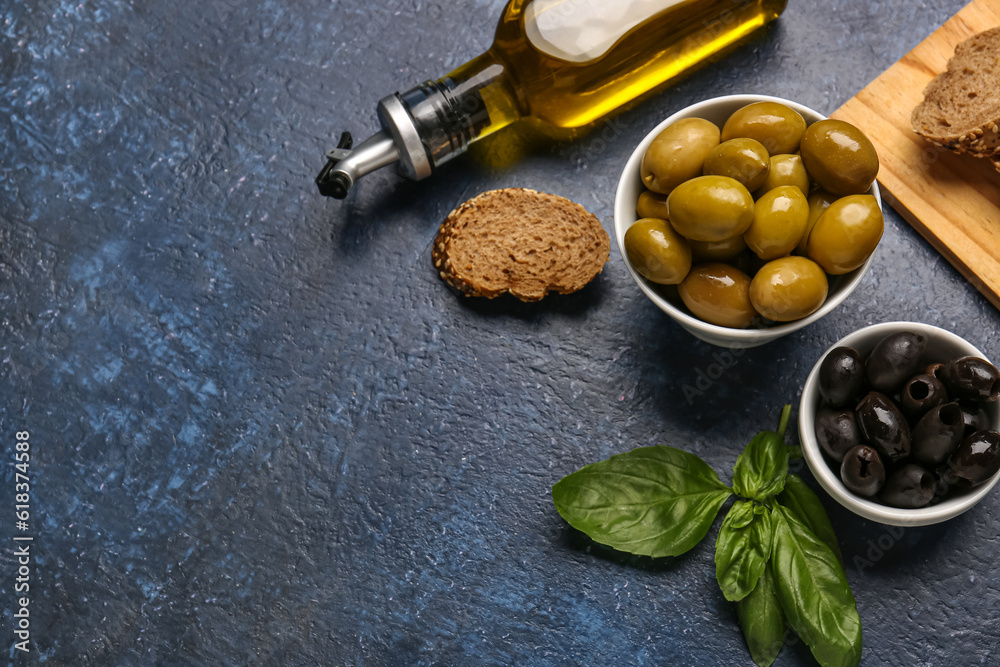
2 0 999 664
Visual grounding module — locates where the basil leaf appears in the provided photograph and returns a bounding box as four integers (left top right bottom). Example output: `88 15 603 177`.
736 563 786 667
552 446 732 558
732 432 789 501
770 503 862 667
778 474 844 566
715 500 773 601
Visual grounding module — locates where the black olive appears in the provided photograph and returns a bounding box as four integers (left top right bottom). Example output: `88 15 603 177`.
856 391 912 462
957 399 990 437
940 357 1000 403
899 373 948 421
840 445 885 497
945 430 1000 488
911 402 965 466
815 407 861 462
932 465 952 498
880 463 935 508
818 346 866 407
925 362 945 379
865 331 926 393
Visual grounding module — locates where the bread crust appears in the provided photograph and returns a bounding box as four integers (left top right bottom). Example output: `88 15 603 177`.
911 27 1000 158
432 188 610 302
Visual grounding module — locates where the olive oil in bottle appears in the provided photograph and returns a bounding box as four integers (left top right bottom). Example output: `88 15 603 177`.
317 0 787 198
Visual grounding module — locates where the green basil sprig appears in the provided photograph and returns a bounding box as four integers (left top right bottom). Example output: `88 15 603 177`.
551 405 862 667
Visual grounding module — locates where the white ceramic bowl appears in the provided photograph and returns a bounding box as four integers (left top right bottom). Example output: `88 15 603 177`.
614 94 880 348
799 322 1000 526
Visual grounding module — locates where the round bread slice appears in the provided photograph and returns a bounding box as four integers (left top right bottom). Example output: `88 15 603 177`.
432 188 610 302
911 27 1000 158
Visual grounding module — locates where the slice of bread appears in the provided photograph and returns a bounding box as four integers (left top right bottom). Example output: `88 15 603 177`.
432 188 610 302
911 26 1000 158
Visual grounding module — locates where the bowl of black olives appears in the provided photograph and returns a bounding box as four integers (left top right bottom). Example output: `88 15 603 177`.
800 322 1000 526
614 94 882 348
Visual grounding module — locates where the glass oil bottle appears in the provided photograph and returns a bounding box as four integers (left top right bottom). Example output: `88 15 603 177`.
317 0 788 199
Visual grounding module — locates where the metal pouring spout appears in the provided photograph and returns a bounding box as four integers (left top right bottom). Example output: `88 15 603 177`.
316 131 400 199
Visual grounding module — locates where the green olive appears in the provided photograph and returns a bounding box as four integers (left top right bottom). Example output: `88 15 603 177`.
721 102 807 155
806 194 884 274
799 119 879 196
667 175 755 242
641 118 721 195
623 218 692 285
689 235 747 263
749 256 829 322
702 138 770 192
796 189 839 254
678 262 756 328
754 154 810 197
744 186 809 260
636 190 669 219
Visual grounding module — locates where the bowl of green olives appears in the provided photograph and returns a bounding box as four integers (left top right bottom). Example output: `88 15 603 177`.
800 322 1000 526
614 94 882 348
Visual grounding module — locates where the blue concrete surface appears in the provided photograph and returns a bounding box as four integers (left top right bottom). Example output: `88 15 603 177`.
2 0 999 664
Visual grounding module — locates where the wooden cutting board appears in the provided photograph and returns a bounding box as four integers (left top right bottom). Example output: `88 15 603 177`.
831 0 1000 309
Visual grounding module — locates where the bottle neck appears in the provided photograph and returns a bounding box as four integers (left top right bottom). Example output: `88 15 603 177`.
441 50 522 143
390 50 522 175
